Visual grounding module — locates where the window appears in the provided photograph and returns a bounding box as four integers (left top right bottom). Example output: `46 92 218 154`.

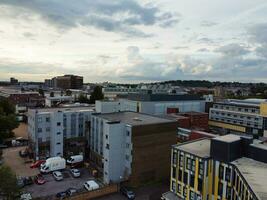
37 117 42 123
57 132 61 135
179 153 184 167
172 167 176 178
57 122 61 126
57 142 61 145
173 151 177 164
186 157 191 170
126 143 130 148
219 165 224 179
225 167 231 182
125 155 130 161
46 117 50 122
106 144 110 149
218 182 223 197
126 130 130 136
171 181 176 192
183 171 188 184
190 174 195 188
199 161 204 175
46 127 50 132
37 128 42 133
105 135 108 139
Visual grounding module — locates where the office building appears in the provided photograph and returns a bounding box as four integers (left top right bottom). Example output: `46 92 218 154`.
162 134 267 200
44 75 83 89
28 106 94 159
209 99 267 137
45 96 74 107
96 94 205 115
89 112 178 186
10 77 18 85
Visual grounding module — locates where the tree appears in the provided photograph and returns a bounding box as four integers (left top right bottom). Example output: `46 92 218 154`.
65 90 72 96
50 92 54 97
38 88 44 97
77 94 90 104
0 165 21 199
0 99 18 143
89 86 104 104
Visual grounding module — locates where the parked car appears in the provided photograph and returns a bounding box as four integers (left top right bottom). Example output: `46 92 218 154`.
20 193 32 200
53 171 63 181
23 177 34 186
66 188 78 196
84 180 99 191
34 174 46 185
30 160 45 168
19 150 28 157
56 191 67 199
17 177 25 188
67 155 83 165
120 186 135 199
70 168 80 178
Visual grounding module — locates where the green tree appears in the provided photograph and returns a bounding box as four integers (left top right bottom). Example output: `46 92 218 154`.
77 94 90 104
0 165 21 199
0 99 18 143
89 86 104 104
65 90 72 96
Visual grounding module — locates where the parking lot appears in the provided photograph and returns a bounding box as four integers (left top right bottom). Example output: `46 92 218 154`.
2 146 38 177
24 168 96 199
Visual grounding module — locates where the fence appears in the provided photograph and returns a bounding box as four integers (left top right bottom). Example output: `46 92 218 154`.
67 184 119 200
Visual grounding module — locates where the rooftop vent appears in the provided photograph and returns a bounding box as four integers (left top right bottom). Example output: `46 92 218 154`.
133 117 142 121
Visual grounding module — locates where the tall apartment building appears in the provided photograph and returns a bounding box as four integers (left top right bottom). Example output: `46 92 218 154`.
209 99 267 138
96 94 206 115
28 106 94 159
89 112 178 187
162 134 267 200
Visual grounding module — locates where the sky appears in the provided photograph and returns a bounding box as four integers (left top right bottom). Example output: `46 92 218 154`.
1 0 267 83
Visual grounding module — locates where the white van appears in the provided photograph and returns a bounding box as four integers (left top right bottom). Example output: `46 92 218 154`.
67 155 83 165
40 157 66 173
84 180 99 191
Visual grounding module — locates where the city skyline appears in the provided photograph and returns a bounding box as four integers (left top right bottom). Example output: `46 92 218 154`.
1 0 267 83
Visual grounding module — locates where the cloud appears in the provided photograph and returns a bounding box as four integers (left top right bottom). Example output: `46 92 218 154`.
201 20 218 27
0 0 179 37
215 43 250 57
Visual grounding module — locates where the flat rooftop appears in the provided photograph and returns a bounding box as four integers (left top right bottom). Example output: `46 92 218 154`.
29 106 94 113
126 93 204 102
232 157 267 200
175 139 211 158
94 111 175 126
212 134 241 143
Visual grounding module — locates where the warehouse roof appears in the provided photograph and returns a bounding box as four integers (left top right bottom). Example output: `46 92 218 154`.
232 157 267 200
126 93 204 102
94 111 175 126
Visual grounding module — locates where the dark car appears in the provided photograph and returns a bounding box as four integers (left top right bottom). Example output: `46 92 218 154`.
19 150 28 158
66 188 78 196
120 186 135 199
23 176 34 186
56 191 67 199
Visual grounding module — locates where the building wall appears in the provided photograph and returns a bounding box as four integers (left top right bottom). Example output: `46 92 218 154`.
170 147 259 200
209 103 264 137
130 122 177 187
28 109 92 159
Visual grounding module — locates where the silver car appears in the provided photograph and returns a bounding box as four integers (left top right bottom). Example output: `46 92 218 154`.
70 169 80 178
52 171 63 181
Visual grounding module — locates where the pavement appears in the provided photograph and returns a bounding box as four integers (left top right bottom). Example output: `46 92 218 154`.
13 123 28 139
2 146 38 177
24 168 95 199
96 183 169 200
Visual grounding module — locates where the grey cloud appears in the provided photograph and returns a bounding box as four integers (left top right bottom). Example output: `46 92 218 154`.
215 43 250 57
197 48 209 52
201 20 218 27
23 32 36 39
0 0 179 37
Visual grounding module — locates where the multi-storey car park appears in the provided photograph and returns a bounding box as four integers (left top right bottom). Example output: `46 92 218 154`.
162 134 267 200
209 99 267 138
28 106 94 159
